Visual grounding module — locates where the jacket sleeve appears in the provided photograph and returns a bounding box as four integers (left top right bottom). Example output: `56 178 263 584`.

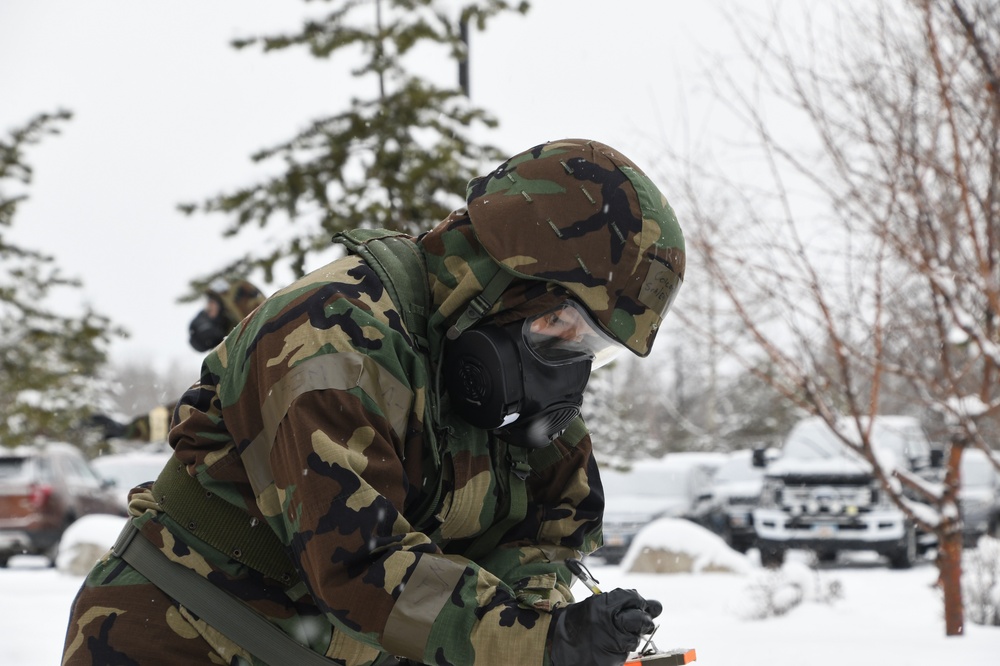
259 359 555 665
472 423 606 612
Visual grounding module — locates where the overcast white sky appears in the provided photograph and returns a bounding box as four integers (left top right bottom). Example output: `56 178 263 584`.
1 0 759 378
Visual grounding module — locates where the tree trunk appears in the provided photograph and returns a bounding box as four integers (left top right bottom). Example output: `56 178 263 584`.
937 440 965 636
937 525 964 636
937 437 965 636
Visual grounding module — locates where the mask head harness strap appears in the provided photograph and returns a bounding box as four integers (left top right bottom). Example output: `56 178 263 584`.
445 265 516 341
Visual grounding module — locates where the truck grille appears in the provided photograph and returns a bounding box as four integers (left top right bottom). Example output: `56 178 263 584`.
780 485 874 515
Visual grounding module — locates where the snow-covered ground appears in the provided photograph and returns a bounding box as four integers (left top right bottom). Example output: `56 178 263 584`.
3 515 998 665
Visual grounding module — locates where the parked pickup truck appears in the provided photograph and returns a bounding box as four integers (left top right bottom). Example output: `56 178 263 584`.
752 415 938 569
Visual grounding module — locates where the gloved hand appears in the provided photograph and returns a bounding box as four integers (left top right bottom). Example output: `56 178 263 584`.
548 588 662 666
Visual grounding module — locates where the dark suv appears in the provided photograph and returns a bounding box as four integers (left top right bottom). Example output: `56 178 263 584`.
689 449 764 553
0 442 124 566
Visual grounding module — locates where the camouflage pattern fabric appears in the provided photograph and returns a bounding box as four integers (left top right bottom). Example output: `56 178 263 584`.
63 138 683 666
63 253 598 666
466 138 685 357
207 278 266 330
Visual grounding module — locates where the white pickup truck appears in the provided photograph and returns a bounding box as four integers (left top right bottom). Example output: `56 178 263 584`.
752 415 939 568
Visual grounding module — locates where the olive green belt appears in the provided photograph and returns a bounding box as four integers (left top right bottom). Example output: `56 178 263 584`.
121 457 404 666
152 454 298 585
111 520 336 666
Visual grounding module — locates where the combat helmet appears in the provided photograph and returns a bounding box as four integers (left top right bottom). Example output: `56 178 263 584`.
463 138 685 357
206 278 265 329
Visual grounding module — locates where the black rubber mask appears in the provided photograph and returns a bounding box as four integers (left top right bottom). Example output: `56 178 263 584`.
188 311 229 352
443 321 592 448
442 298 621 449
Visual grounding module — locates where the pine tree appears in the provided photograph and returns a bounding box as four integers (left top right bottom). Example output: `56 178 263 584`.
0 111 119 449
179 0 529 285
584 360 659 463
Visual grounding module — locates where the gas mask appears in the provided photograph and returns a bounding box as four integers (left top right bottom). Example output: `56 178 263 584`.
443 300 624 448
188 308 229 352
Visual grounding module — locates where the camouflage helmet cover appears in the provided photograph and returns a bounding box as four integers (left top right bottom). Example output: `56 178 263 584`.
466 138 685 357
206 278 265 327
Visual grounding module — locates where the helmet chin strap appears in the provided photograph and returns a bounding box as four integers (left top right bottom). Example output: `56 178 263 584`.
446 265 515 340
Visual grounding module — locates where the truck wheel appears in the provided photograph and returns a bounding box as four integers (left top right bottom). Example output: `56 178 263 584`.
759 544 785 569
816 550 837 563
45 540 61 568
731 536 753 554
888 523 917 569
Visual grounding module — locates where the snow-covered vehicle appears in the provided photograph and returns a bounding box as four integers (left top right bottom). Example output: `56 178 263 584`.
0 443 124 567
595 452 726 564
752 416 937 569
959 448 1000 547
90 448 172 512
689 449 764 553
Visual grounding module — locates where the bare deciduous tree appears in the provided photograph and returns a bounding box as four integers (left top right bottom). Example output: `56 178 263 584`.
675 0 999 636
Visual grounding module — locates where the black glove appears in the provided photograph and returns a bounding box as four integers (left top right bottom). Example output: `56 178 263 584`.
549 589 662 666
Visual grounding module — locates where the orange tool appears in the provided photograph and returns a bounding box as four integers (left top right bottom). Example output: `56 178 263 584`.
625 648 697 665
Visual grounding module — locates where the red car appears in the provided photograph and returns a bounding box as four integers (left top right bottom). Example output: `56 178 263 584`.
0 442 125 567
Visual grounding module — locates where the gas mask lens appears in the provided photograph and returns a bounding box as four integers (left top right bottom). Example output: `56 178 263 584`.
523 300 624 369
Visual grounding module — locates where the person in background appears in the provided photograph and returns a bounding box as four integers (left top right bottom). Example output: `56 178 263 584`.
187 278 266 352
92 278 266 443
63 138 685 666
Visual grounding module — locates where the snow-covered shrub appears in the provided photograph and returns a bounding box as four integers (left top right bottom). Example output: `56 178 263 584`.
739 569 804 619
55 514 127 576
963 536 1000 626
736 559 842 620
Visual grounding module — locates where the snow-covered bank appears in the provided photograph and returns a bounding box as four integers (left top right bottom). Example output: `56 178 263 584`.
3 517 998 665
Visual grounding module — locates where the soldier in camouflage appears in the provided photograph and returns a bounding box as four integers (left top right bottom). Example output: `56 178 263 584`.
188 278 266 353
62 139 685 665
90 278 266 444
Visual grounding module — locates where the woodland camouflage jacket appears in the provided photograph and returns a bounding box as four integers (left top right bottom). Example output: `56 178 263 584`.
64 221 605 666
62 139 684 666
